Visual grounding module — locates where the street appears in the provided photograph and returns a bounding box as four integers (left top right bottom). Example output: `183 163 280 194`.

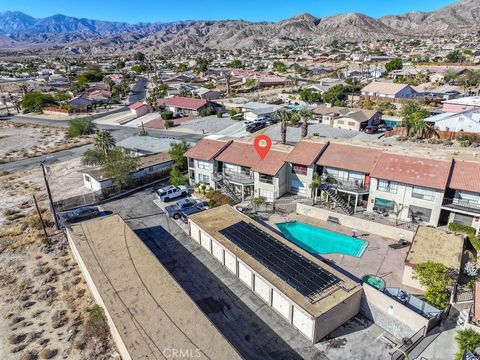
128 76 148 104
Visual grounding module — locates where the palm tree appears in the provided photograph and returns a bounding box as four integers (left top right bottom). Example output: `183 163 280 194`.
309 173 321 205
94 130 116 159
300 109 312 138
275 109 290 145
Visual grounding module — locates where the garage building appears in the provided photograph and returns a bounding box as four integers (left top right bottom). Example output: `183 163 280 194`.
188 205 363 343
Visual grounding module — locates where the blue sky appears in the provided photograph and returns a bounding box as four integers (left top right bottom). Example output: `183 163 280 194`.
1 0 457 23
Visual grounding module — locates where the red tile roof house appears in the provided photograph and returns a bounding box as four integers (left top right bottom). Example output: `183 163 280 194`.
441 160 480 233
155 96 217 116
129 101 150 118
285 140 328 197
367 153 452 226
316 143 383 214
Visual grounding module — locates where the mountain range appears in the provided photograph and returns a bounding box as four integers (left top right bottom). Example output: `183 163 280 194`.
0 0 478 54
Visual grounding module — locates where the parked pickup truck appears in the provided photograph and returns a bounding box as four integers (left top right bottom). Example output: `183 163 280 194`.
180 207 205 224
155 185 187 202
165 199 208 219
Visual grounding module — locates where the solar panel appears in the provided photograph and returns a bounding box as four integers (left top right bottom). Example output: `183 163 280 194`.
219 221 341 303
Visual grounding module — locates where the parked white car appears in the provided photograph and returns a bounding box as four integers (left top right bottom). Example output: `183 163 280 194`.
155 185 188 202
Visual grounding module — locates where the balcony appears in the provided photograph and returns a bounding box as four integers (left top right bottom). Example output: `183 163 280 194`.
213 170 254 185
442 198 480 214
325 176 369 193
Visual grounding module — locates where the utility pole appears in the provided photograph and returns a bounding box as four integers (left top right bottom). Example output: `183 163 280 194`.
33 194 49 241
40 161 60 230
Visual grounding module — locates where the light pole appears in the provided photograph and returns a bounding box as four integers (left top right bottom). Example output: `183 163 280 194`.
40 160 60 230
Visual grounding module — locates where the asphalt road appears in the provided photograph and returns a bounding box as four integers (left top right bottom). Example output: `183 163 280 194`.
127 76 148 105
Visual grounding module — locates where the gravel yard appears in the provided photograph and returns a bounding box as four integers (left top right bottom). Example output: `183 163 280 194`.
175 115 237 134
262 123 359 143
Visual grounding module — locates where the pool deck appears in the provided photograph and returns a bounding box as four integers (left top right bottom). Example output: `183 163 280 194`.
265 213 417 293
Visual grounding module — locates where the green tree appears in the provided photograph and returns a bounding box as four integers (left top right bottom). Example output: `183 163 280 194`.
244 78 257 89
275 109 290 144
299 89 322 103
196 57 210 73
169 140 191 171
385 58 403 73
82 149 104 166
67 118 96 137
20 92 55 113
400 101 430 138
134 51 146 62
227 59 242 68
94 130 116 159
101 148 138 189
322 85 348 106
251 197 265 213
161 111 173 120
446 50 465 63
309 173 321 205
455 329 480 360
412 261 456 308
300 109 312 138
169 167 189 186
272 61 286 73
176 63 188 72
116 60 126 69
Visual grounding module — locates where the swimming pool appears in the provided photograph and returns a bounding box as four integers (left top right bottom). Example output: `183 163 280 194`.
276 221 367 257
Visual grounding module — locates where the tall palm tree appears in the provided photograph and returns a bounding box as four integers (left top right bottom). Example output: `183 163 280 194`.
94 130 116 159
275 109 290 145
309 173 321 205
300 109 312 138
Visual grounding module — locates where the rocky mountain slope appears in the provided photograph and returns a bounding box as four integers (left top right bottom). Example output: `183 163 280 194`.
0 0 478 54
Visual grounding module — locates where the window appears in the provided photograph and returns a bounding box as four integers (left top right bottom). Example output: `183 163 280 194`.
348 121 356 126
259 173 273 184
377 179 398 194
84 175 90 183
291 179 306 194
374 198 395 212
199 174 210 184
292 164 308 175
337 120 344 125
259 189 274 202
198 161 210 170
409 205 432 223
411 186 435 201
147 166 154 173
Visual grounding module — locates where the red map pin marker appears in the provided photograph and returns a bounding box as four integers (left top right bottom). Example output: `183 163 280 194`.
254 135 272 160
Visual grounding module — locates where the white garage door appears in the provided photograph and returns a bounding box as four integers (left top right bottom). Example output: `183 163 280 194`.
292 306 313 339
254 275 270 303
200 232 211 253
190 223 200 243
224 251 236 274
211 240 223 263
272 290 290 320
259 189 274 203
238 262 252 288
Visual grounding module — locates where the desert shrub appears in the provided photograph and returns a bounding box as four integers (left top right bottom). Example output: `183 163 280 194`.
67 118 96 137
160 111 173 120
84 305 109 340
458 139 471 147
165 119 175 129
448 223 480 250
455 329 480 360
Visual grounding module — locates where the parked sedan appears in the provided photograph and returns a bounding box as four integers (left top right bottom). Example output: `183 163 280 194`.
63 206 100 223
363 126 378 134
246 123 266 133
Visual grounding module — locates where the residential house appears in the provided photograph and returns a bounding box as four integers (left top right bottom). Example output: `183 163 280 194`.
285 140 328 197
241 102 285 121
361 82 417 100
116 136 192 157
312 105 351 124
425 109 480 133
156 96 215 116
442 96 480 113
251 150 290 202
368 153 451 226
332 109 382 131
184 139 231 188
129 102 150 118
82 152 174 191
69 96 94 111
440 160 480 232
194 87 221 101
316 144 382 214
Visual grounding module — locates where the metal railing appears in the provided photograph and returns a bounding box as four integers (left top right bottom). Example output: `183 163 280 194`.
325 176 369 192
391 326 426 360
215 170 254 185
442 198 480 213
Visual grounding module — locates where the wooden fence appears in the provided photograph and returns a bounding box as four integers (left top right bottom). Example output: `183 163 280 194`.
385 127 479 140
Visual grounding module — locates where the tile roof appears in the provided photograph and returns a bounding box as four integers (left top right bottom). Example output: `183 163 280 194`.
129 101 146 110
449 160 480 193
156 96 208 110
361 81 413 96
317 143 382 174
370 153 452 190
215 141 260 168
251 150 289 176
285 140 327 166
184 139 230 161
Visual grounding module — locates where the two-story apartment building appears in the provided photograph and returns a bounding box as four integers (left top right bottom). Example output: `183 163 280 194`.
440 160 480 232
251 150 290 202
284 141 328 197
184 139 231 188
368 153 452 226
316 144 382 214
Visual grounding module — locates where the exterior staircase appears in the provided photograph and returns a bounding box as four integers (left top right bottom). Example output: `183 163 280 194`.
215 178 242 204
320 183 354 215
457 308 470 326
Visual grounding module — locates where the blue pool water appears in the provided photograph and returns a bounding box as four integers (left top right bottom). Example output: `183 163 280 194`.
277 221 367 257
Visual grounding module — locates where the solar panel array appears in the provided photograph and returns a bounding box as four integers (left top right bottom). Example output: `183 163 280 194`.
219 221 341 303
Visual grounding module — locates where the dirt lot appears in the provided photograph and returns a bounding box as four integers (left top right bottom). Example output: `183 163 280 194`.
0 171 117 359
0 122 91 164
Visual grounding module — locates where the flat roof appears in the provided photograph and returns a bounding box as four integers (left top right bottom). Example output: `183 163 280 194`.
68 215 242 360
406 226 463 270
189 205 362 318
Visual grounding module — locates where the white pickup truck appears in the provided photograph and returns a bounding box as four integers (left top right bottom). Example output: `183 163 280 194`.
155 185 187 202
